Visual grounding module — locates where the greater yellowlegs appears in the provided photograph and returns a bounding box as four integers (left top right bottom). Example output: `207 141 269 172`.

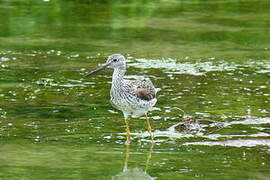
85 54 159 144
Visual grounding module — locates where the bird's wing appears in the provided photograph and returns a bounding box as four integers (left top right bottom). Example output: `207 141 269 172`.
124 78 157 101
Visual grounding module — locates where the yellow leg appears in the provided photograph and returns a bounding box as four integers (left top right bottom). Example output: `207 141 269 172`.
123 143 130 171
145 113 154 143
124 118 131 145
145 143 154 171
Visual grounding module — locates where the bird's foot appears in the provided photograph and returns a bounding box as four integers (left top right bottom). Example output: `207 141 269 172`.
125 139 131 145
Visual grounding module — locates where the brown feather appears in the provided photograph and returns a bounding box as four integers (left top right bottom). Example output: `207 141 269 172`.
136 87 155 101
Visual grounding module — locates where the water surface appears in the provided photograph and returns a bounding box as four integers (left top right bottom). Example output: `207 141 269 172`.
0 0 270 179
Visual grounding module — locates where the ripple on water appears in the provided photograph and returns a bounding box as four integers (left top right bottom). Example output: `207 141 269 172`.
0 51 269 149
183 139 270 147
129 58 270 75
112 116 270 148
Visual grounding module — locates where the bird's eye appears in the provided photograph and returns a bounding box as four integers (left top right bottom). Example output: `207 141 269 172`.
113 59 118 62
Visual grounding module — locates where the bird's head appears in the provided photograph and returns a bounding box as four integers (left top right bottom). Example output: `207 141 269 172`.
84 54 126 77
106 54 126 69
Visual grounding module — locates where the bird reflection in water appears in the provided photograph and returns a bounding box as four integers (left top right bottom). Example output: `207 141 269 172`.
112 145 154 180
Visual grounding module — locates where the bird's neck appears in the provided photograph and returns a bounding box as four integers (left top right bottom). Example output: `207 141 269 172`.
112 67 126 85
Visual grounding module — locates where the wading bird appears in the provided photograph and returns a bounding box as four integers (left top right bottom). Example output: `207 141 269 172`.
85 54 159 144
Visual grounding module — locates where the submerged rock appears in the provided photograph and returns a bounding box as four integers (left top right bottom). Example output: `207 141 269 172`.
168 116 202 134
168 116 225 134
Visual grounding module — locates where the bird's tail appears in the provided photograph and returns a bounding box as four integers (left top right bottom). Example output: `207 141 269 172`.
155 88 161 93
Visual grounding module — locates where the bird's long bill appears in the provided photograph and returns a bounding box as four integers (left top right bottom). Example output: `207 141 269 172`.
84 62 110 77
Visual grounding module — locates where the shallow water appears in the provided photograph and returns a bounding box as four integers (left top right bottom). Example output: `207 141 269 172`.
0 0 270 179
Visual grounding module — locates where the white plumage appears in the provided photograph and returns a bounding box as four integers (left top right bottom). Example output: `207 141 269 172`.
85 54 159 143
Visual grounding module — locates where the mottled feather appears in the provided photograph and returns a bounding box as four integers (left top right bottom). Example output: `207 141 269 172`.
123 77 156 101
86 54 159 119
